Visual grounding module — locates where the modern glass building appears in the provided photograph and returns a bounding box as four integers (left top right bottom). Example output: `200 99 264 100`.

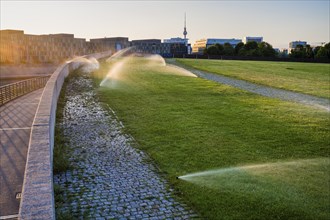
163 37 190 56
131 39 171 55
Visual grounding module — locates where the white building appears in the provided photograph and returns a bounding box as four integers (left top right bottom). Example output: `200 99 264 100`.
163 37 188 45
244 36 263 43
289 41 307 48
289 41 307 52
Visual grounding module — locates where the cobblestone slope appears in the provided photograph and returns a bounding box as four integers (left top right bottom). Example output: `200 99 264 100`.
53 72 197 219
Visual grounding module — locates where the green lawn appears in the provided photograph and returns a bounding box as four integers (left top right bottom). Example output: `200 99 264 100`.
93 57 330 219
175 59 330 99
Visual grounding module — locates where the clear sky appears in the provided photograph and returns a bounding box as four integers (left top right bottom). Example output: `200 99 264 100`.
1 0 329 48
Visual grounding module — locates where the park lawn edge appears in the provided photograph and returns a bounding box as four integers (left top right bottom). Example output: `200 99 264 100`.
173 58 330 99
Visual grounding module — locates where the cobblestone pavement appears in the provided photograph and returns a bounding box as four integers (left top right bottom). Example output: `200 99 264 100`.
167 59 329 111
53 72 198 219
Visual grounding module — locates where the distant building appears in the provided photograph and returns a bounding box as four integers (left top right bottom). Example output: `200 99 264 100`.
90 37 129 53
274 48 280 53
164 37 187 45
244 36 263 43
192 39 207 54
289 41 307 48
279 48 289 57
0 29 128 64
163 37 189 56
0 30 25 63
192 38 242 54
0 30 88 63
289 41 307 52
131 39 170 56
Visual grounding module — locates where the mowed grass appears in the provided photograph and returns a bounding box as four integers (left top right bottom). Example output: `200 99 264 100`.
175 58 330 99
93 57 330 219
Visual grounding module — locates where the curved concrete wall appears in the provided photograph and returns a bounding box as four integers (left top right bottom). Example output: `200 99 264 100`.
19 51 111 219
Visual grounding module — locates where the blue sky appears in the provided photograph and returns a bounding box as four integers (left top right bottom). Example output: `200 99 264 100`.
1 0 329 48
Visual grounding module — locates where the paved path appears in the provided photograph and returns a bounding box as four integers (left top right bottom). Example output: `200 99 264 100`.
0 89 43 218
167 60 330 111
54 73 197 219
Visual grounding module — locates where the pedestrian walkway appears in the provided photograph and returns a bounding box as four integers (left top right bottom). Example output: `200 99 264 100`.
0 89 43 218
167 60 330 111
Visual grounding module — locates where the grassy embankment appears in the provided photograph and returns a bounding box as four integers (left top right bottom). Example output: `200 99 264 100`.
93 57 330 220
176 59 330 99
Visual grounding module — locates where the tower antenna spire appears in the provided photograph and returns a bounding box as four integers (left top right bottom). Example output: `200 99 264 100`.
184 12 186 28
183 12 188 41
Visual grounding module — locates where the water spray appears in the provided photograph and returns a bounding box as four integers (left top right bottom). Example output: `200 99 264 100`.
100 49 198 88
106 47 134 62
176 158 329 183
100 57 130 87
68 56 100 73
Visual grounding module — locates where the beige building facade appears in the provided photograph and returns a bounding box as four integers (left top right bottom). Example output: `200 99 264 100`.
192 38 243 54
0 30 129 64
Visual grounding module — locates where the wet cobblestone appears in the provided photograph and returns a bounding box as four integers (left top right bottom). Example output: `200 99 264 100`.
54 72 198 219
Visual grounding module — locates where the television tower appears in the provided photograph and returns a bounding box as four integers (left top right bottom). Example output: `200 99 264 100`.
183 13 187 41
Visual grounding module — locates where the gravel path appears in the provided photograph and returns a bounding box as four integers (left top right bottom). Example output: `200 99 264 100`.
167 60 329 111
53 72 197 219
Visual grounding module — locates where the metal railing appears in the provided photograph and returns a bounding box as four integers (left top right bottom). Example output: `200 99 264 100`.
0 76 50 106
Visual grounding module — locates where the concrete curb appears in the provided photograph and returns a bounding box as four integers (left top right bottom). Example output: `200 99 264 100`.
19 51 111 219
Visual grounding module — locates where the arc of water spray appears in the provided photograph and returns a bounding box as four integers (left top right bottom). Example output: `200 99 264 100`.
67 56 100 73
100 47 136 87
177 158 328 180
106 47 134 62
100 57 130 87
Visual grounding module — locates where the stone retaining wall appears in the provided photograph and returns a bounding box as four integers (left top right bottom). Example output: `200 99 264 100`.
19 51 111 219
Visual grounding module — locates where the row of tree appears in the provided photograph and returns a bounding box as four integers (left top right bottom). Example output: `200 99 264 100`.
290 42 330 59
204 41 330 60
204 41 276 57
